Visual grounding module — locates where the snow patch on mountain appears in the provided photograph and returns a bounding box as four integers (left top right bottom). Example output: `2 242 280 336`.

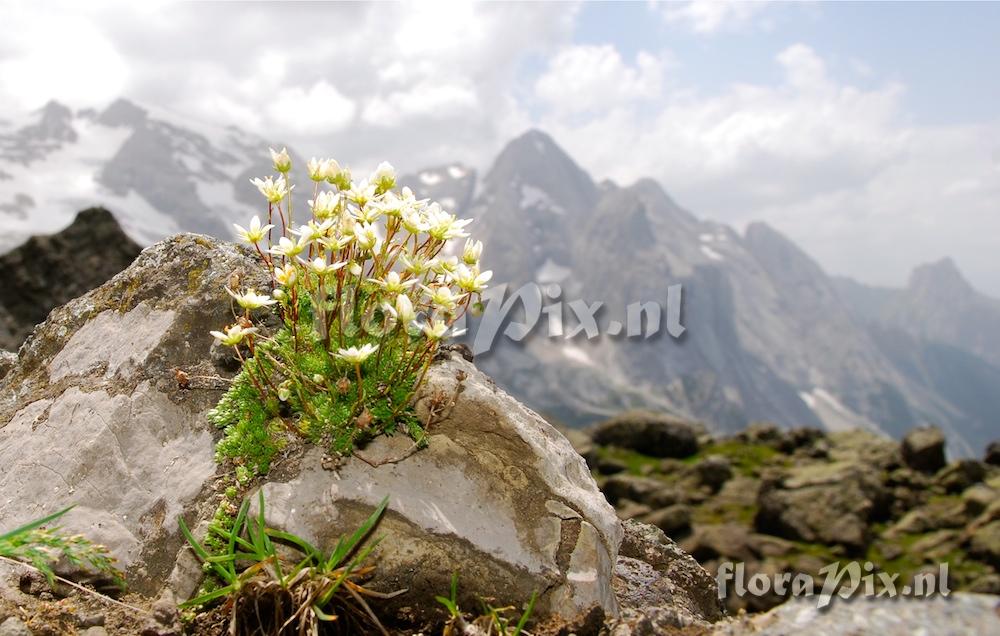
520 184 565 214
537 258 571 283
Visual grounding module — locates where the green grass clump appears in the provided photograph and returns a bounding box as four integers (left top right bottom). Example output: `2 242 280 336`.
180 491 399 635
437 572 536 636
0 506 123 590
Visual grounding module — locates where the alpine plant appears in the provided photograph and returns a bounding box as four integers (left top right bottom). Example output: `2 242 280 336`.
209 149 490 474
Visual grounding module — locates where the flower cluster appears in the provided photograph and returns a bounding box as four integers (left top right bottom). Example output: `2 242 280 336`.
209 147 490 470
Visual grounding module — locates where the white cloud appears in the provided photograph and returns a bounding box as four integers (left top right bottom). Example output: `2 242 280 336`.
267 81 356 134
0 8 128 110
0 2 576 173
537 42 1000 294
657 0 774 34
535 45 669 114
363 82 479 127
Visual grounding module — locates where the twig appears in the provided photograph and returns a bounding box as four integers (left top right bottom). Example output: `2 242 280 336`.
0 555 151 615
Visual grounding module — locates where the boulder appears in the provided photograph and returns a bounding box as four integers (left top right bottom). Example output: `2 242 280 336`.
0 351 14 381
0 234 626 624
0 234 267 592
682 524 755 564
714 593 1000 636
601 474 680 508
253 351 623 621
969 520 1000 568
694 455 733 492
934 459 987 494
901 426 947 473
639 504 692 536
0 207 141 351
754 461 886 551
610 519 724 633
590 410 700 458
984 441 1000 466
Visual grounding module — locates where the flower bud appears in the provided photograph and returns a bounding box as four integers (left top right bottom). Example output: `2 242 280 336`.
270 147 292 173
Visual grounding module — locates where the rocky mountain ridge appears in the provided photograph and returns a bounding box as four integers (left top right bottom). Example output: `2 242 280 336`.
2 98 999 456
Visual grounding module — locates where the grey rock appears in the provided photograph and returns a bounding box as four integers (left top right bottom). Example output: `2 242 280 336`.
0 234 269 593
252 351 622 622
986 441 1000 466
963 484 997 517
755 461 886 550
713 592 1000 636
935 459 987 493
0 233 628 623
616 519 724 623
970 520 1000 568
601 474 680 508
639 504 692 536
0 207 141 351
682 524 756 564
0 351 15 380
80 628 109 636
694 455 733 492
590 411 700 458
0 618 30 636
902 426 947 473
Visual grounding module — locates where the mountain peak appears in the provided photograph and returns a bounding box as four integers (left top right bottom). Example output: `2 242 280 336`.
23 100 76 143
486 128 598 211
99 97 148 128
908 257 974 296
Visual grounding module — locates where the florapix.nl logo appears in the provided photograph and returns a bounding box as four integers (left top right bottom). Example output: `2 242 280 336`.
717 561 952 610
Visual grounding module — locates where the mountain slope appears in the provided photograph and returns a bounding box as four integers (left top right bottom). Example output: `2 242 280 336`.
0 207 141 350
0 98 270 253
1 101 996 455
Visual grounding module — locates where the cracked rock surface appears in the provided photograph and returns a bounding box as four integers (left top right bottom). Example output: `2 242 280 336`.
254 351 623 622
0 233 624 625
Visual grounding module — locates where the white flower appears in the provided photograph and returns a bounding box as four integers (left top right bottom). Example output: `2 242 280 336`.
384 293 416 324
319 234 353 252
226 287 278 310
305 257 347 277
293 219 334 242
462 239 483 265
425 203 472 241
375 191 405 218
368 271 416 294
353 221 380 252
453 265 493 293
272 288 286 301
269 235 309 258
307 157 329 181
347 180 377 207
250 175 293 203
400 253 432 276
274 262 298 286
270 147 291 173
327 161 350 189
430 255 459 278
354 201 383 224
421 318 465 341
371 161 395 192
401 207 428 235
309 191 341 219
233 216 273 244
210 323 258 346
421 284 466 312
335 343 379 365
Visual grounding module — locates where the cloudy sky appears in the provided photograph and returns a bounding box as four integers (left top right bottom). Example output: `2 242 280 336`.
2 1 999 294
